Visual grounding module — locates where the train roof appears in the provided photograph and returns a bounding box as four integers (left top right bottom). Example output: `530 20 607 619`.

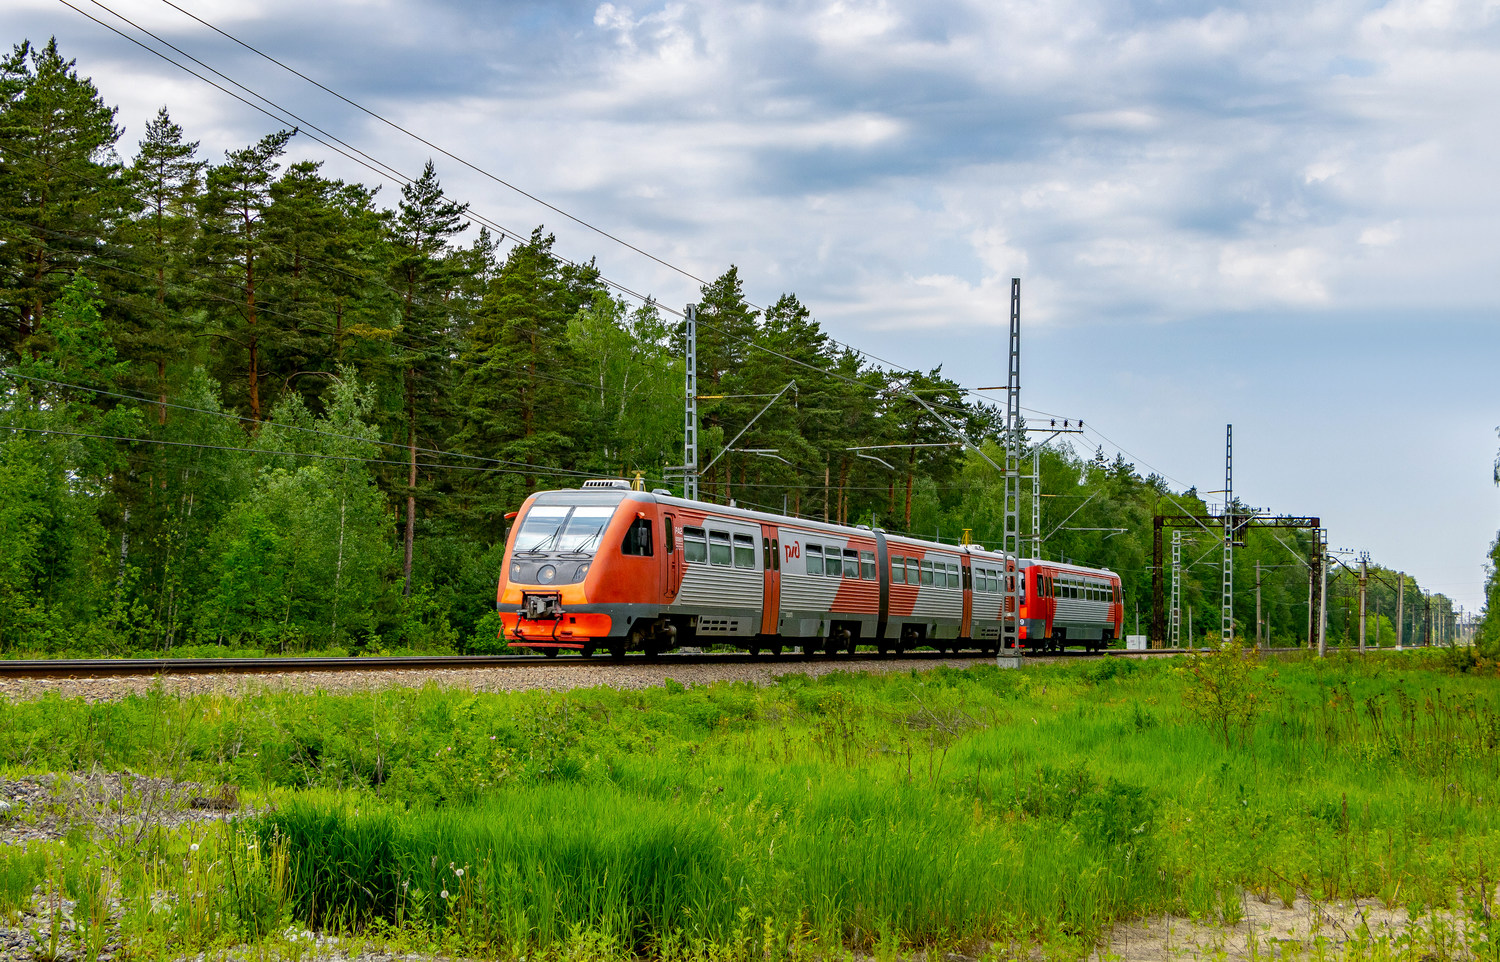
522 484 1122 580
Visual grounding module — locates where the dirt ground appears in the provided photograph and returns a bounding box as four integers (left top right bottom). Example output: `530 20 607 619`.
1094 891 1489 960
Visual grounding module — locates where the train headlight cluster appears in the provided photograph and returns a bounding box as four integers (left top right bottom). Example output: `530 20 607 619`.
510 561 522 580
575 562 590 580
537 565 557 584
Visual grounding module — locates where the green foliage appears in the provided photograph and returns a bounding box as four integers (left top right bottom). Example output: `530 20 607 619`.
1180 641 1272 747
3 655 1500 955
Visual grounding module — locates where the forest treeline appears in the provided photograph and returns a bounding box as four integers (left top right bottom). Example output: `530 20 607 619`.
0 38 1478 655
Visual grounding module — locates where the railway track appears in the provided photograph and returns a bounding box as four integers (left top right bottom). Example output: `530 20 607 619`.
0 646 1295 680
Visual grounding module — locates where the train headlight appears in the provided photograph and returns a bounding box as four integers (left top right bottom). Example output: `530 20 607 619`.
537 564 556 584
575 562 590 580
510 561 522 581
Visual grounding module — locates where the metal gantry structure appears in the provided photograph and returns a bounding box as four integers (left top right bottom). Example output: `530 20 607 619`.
1150 513 1322 648
1001 278 1023 650
678 303 700 501
1221 425 1234 645
1171 529 1183 647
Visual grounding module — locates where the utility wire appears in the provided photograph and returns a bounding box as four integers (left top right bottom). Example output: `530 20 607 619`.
83 0 1015 413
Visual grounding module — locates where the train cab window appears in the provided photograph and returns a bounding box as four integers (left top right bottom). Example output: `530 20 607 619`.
919 560 934 586
891 556 906 584
709 530 732 566
843 549 859 579
733 533 756 569
860 551 876 580
1113 584 1120 603
683 527 707 564
621 518 654 556
664 518 674 553
826 550 843 578
806 544 823 576
1020 576 1027 602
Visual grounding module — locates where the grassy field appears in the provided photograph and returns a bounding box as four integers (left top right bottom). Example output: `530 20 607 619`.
1 648 1499 960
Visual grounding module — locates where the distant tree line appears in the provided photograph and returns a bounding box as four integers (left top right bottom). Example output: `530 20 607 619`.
0 38 1473 655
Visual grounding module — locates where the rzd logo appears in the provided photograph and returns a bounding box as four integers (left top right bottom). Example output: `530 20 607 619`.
784 541 800 562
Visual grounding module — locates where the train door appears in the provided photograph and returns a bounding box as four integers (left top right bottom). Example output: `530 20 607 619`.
663 512 683 600
960 559 973 639
760 523 781 635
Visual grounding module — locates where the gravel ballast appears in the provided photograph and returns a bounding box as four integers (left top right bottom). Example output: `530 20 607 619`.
0 656 1017 704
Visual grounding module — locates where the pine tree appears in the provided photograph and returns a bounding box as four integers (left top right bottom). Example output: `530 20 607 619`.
198 129 294 422
123 106 204 422
452 227 599 526
388 160 471 596
0 38 129 363
691 267 760 497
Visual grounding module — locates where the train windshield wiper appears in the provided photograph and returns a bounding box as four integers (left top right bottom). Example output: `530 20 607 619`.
519 529 562 555
559 528 604 556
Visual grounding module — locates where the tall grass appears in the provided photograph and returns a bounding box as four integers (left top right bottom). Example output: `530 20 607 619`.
4 650 1500 956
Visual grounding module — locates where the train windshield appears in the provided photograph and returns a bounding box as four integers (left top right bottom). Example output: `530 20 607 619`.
514 505 617 555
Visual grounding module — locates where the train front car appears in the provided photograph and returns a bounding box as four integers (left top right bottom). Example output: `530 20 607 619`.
497 481 675 656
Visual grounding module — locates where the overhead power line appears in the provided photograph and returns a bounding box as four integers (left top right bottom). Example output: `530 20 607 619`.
118 0 1002 393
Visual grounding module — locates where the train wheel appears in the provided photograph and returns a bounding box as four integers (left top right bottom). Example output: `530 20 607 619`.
542 647 559 659
581 645 596 658
771 644 783 656
748 646 762 657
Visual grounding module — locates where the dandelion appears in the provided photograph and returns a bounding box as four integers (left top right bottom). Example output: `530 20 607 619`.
189 843 200 853
455 867 464 878
440 889 449 899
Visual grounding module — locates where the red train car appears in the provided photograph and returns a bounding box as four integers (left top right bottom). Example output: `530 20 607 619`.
497 481 1121 656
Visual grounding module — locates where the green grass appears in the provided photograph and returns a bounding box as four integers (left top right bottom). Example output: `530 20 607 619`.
1 649 1499 958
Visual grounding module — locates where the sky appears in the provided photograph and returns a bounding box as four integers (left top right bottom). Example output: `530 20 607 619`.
6 0 1499 612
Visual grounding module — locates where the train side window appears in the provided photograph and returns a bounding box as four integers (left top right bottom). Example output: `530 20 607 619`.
826 550 843 578
664 518 674 553
919 560 934 586
772 539 780 571
733 533 756 569
949 563 961 588
806 544 823 576
843 549 859 579
709 530 732 566
621 518 654 556
860 551 876 580
1019 575 1027 602
891 556 906 584
763 538 772 570
684 527 707 563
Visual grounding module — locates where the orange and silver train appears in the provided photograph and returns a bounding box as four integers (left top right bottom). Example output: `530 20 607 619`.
497 481 1123 656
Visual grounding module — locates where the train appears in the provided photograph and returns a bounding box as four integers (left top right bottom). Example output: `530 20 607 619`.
496 480 1122 657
